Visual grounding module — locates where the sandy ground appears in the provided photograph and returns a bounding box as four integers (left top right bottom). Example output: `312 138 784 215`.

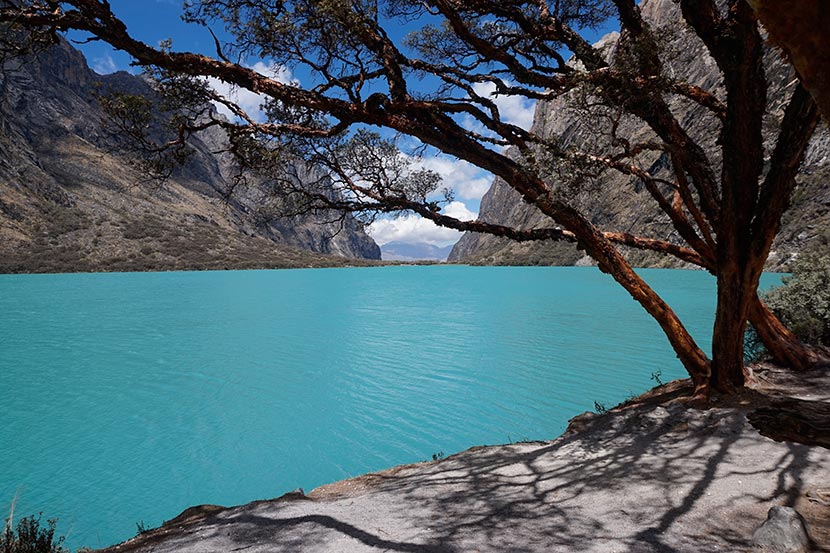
102 365 830 553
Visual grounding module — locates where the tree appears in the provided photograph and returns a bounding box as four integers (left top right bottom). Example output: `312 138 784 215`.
0 0 823 397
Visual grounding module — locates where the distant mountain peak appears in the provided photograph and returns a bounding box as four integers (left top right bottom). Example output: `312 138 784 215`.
380 241 454 262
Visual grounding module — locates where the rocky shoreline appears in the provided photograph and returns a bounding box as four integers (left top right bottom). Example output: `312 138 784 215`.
99 364 830 553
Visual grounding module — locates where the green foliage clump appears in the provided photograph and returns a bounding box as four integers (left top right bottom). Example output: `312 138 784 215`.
1 514 67 553
765 253 830 347
747 252 830 362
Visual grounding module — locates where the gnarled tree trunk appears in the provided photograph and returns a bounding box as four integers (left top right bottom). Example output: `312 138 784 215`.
711 270 753 392
549 203 713 392
749 295 815 371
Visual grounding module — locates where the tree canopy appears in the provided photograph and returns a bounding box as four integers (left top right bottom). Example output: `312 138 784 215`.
0 0 824 397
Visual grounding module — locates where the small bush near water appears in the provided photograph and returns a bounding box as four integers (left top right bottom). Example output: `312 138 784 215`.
746 252 830 361
1 514 67 553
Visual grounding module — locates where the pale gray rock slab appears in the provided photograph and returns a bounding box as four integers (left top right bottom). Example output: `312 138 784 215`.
103 383 830 553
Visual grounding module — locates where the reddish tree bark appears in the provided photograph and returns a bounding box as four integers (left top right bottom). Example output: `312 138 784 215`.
749 297 815 371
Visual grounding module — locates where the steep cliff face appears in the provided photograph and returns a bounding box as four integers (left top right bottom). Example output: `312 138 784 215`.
0 40 380 273
449 0 830 269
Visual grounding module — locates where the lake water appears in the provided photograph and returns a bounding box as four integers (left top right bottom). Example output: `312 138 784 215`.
0 266 782 549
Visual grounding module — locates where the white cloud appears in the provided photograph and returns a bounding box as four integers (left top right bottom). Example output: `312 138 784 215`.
471 81 536 131
443 200 477 222
368 215 459 246
92 55 118 75
206 61 296 122
367 201 478 247
455 175 492 201
410 155 493 201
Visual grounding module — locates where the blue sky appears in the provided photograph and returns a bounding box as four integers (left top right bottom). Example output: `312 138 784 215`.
73 1 616 247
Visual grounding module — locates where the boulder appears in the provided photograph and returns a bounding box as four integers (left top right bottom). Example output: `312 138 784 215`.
752 506 810 553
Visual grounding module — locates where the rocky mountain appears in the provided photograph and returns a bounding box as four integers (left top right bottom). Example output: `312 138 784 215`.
449 0 830 269
0 39 380 273
379 241 454 262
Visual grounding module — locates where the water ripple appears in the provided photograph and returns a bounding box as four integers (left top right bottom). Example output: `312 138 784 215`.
0 266 783 549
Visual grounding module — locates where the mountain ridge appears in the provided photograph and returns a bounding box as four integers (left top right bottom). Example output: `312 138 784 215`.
0 39 381 273
380 241 454 262
448 0 830 269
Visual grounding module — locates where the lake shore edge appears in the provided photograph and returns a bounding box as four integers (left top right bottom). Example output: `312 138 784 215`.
98 363 830 553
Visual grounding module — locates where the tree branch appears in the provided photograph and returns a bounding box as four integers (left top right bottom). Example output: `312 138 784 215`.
750 83 820 263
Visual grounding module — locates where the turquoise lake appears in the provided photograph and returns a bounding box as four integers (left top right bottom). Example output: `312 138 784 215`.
0 266 782 549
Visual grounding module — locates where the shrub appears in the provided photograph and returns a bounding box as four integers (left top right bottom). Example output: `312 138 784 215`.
593 400 608 414
1 514 67 553
746 252 830 361
766 253 830 346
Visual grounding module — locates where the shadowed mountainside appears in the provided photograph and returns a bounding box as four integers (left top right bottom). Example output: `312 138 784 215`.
0 40 380 273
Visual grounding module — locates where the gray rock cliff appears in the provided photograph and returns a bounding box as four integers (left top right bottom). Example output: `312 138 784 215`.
0 39 380 273
448 0 830 269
